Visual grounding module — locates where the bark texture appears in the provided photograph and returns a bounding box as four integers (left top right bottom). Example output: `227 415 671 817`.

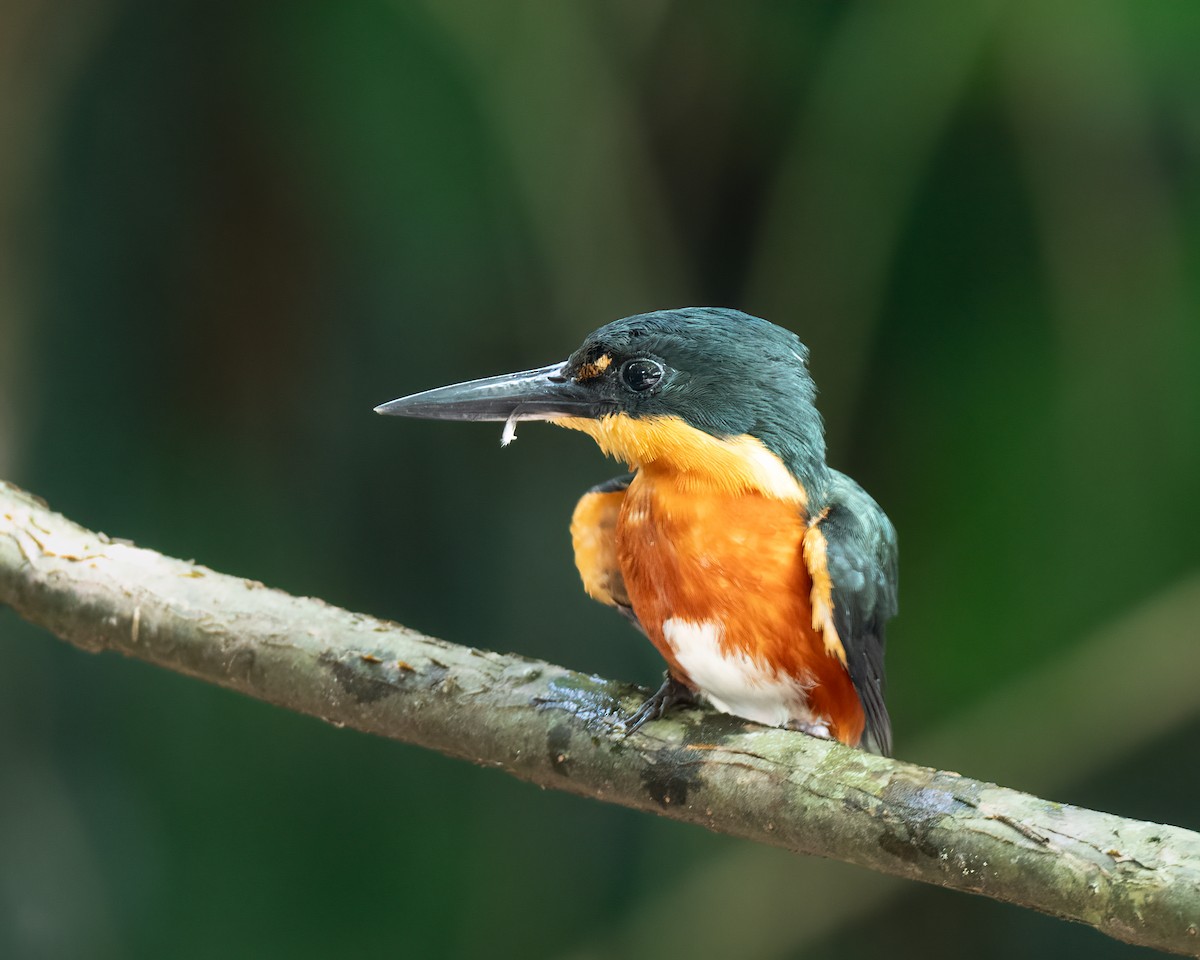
1 480 1198 955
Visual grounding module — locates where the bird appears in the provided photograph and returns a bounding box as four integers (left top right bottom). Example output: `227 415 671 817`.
374 307 897 754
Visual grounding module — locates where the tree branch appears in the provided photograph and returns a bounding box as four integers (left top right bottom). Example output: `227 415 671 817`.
2 480 1198 955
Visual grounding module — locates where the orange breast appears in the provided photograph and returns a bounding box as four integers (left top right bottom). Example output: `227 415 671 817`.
616 468 865 746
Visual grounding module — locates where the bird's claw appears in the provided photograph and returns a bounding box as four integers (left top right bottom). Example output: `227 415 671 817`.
623 675 695 736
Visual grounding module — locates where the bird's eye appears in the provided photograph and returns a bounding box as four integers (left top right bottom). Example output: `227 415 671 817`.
620 358 664 392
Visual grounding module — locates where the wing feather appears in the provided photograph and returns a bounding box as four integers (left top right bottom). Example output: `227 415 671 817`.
805 470 897 754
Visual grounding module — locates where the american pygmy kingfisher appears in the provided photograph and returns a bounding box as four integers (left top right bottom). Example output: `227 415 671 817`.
375 308 897 754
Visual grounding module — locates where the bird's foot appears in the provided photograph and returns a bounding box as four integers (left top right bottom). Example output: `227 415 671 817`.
623 675 695 736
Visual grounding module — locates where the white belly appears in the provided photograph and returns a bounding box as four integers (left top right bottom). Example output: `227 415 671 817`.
661 617 826 732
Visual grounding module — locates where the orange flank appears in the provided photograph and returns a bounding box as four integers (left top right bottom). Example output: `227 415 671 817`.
615 468 865 746
570 487 630 610
801 519 848 666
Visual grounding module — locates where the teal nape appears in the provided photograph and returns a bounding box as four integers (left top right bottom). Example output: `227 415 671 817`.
377 307 898 756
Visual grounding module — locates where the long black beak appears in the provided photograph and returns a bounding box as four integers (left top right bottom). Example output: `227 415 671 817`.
374 361 602 422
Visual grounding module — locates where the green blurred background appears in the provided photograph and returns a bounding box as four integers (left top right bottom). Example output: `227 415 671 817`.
3 2 1199 957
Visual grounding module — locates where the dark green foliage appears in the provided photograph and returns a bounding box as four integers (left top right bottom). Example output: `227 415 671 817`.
4 2 1200 958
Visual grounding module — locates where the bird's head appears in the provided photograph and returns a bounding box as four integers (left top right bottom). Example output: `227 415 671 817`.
376 307 830 506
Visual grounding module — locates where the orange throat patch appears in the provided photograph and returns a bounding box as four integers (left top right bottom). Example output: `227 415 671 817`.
555 413 808 504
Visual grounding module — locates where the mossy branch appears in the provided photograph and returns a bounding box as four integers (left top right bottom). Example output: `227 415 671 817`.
1 480 1198 955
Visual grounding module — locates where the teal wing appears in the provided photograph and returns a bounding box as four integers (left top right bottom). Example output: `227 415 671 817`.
819 470 898 755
